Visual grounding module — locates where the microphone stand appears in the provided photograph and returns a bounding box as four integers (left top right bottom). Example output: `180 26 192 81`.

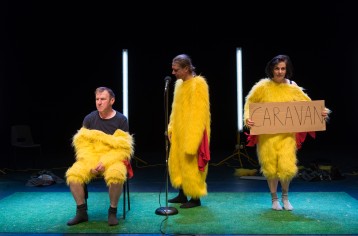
155 78 178 216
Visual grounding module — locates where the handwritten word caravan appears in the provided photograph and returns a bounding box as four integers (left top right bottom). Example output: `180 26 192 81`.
249 100 326 135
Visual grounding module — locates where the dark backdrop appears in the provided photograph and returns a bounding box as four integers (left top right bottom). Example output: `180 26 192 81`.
1 1 357 168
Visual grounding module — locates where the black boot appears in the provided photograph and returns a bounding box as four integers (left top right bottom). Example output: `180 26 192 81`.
168 189 188 203
67 203 88 226
180 198 201 208
108 206 119 226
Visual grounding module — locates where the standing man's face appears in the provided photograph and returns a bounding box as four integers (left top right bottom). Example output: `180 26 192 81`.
172 63 188 80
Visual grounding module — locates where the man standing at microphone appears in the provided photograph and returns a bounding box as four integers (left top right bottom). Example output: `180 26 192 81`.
167 54 211 208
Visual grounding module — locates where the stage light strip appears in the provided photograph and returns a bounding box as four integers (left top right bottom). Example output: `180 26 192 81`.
122 49 129 120
236 47 243 132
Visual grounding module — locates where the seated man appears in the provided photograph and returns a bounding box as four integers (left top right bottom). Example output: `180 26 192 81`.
66 87 134 226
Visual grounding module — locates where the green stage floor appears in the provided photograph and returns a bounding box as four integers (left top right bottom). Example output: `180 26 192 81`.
1 192 357 235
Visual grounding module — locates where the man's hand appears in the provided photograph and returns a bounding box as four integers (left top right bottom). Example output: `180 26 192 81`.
90 162 105 175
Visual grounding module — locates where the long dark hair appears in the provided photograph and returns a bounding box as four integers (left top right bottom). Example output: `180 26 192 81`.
265 55 294 79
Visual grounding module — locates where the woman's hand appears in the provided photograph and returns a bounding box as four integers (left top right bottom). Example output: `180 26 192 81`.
246 118 255 129
322 108 332 121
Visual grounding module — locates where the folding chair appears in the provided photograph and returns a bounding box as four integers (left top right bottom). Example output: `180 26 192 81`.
11 125 42 169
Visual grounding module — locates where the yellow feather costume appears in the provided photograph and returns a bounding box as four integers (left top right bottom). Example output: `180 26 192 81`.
244 78 311 181
168 75 211 198
66 127 134 186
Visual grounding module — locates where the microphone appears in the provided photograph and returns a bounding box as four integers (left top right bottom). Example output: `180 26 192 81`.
164 76 172 91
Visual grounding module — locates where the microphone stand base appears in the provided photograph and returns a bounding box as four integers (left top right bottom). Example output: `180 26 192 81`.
155 206 178 216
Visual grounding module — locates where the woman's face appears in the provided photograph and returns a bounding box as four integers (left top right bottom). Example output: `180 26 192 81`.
272 61 287 83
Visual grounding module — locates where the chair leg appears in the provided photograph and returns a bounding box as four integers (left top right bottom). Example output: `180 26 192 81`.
126 179 130 210
122 179 130 219
84 184 88 204
123 182 126 219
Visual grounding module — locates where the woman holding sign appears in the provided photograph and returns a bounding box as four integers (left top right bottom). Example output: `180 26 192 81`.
244 55 330 211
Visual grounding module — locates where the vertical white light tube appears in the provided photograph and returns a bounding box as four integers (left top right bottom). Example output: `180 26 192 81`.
122 49 129 120
236 47 243 132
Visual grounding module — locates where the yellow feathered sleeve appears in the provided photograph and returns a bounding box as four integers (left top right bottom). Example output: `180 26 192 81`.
243 79 267 128
168 80 183 140
185 76 210 155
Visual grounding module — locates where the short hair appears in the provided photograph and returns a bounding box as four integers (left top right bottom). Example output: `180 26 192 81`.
265 54 294 79
95 87 115 99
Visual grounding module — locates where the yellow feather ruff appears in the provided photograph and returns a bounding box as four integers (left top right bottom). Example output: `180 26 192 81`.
66 127 134 185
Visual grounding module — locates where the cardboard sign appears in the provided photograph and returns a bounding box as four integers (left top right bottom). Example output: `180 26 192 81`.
249 100 326 135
